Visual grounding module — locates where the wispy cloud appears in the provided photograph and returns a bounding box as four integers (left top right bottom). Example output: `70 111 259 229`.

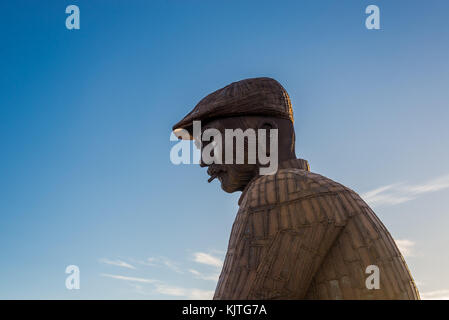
159 257 184 274
361 174 449 207
138 256 184 274
154 284 186 297
144 258 158 266
188 289 215 300
394 239 415 258
189 269 220 281
361 184 412 206
420 289 449 300
154 284 214 299
100 273 158 284
101 273 213 299
193 252 223 268
99 258 136 270
100 251 223 299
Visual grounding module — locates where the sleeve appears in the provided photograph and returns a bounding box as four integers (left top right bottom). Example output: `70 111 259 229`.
247 192 348 299
214 190 349 299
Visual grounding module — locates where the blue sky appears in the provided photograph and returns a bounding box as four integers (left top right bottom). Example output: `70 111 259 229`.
1 0 449 299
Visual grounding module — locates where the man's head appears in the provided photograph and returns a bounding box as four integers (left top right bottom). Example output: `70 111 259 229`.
197 115 296 193
173 77 297 193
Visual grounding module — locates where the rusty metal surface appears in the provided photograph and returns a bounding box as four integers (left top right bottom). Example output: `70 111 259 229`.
213 159 420 300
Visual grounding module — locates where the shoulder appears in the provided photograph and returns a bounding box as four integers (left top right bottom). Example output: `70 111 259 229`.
241 168 367 212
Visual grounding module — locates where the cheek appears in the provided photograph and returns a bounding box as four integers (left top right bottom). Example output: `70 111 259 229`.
220 175 238 193
219 171 230 183
221 168 241 186
218 170 234 187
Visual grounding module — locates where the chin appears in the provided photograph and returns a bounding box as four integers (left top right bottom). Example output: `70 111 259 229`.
219 175 246 193
220 183 240 193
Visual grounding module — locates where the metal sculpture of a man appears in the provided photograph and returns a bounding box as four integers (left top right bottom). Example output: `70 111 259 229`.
173 77 419 300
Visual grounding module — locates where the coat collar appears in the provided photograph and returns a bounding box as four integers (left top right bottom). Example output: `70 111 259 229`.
238 158 310 206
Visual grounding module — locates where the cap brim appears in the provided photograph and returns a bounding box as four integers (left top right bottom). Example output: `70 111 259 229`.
172 127 193 140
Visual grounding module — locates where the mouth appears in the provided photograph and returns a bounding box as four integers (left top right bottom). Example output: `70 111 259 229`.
207 165 227 183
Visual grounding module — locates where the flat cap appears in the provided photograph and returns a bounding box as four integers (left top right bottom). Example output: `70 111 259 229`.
172 77 293 138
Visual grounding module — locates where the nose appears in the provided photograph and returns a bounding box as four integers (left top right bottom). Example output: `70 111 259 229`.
198 140 215 168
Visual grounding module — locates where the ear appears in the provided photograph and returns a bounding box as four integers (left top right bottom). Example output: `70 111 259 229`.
258 119 278 131
258 120 278 157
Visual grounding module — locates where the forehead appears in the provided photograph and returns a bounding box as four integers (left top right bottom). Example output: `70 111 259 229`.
201 116 250 130
201 118 226 131
204 117 232 125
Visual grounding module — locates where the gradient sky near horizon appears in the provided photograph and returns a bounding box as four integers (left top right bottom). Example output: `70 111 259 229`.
1 0 449 299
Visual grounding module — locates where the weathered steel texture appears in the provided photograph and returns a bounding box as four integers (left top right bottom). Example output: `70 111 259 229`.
173 77 420 300
173 77 294 133
213 159 420 300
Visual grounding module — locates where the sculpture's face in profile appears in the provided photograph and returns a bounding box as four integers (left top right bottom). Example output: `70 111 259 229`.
194 115 294 193
197 117 260 193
